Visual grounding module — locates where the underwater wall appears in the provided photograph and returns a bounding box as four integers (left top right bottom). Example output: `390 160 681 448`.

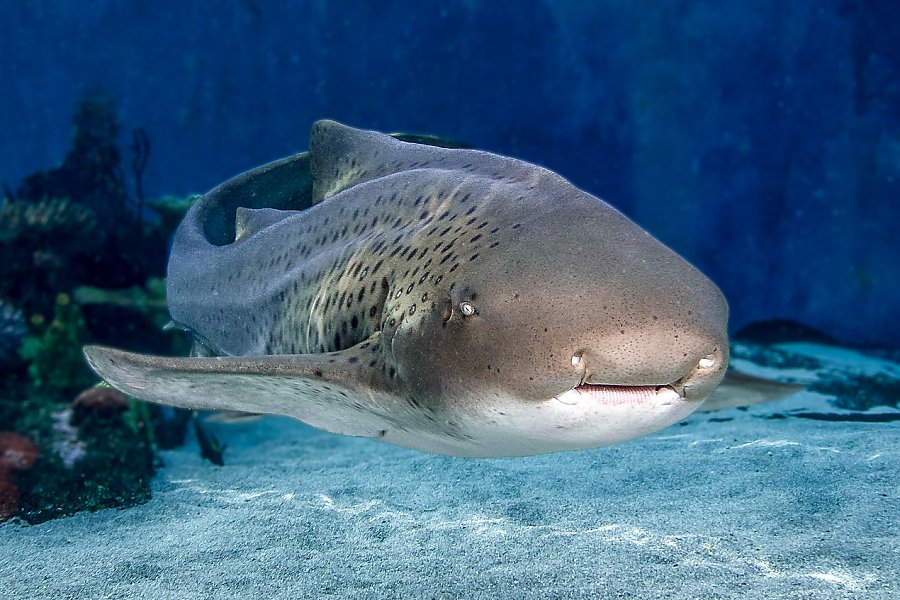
1 0 897 348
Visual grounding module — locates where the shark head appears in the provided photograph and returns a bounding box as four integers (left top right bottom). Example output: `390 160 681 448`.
388 172 729 455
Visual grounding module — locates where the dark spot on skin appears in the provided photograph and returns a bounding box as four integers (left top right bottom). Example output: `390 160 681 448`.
314 370 323 377
348 356 359 364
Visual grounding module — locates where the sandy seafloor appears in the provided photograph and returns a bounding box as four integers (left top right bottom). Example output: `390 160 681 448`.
1 341 898 599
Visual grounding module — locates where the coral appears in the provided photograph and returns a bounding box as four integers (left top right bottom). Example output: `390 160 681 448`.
0 198 100 314
8 94 167 293
0 197 97 242
14 398 156 524
0 431 39 521
0 431 39 471
0 97 205 526
0 299 27 367
72 385 129 423
51 409 86 468
74 277 168 327
19 293 93 395
14 95 128 226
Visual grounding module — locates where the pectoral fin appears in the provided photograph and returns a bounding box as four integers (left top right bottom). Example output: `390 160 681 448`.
83 334 396 438
698 369 805 412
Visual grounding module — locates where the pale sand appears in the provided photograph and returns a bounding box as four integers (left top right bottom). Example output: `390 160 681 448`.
1 342 897 599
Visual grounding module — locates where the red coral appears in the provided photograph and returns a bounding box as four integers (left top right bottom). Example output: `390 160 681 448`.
0 432 39 522
72 386 129 423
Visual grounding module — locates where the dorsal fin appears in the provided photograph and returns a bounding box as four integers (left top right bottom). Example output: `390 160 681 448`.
234 207 294 241
310 120 403 203
309 120 547 204
195 151 313 246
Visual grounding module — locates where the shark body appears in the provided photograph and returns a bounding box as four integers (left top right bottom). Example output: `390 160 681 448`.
85 121 729 457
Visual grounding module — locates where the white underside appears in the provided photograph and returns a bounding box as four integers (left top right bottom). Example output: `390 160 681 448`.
381 385 701 458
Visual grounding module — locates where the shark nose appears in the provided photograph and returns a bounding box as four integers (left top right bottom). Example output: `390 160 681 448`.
695 346 724 372
570 330 728 389
675 344 729 400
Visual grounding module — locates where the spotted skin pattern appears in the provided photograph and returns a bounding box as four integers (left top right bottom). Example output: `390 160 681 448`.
168 123 536 387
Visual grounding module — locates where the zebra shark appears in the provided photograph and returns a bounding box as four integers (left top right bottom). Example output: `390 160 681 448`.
84 120 729 457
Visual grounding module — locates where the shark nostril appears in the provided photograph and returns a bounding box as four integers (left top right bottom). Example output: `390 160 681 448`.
698 355 716 369
571 351 584 368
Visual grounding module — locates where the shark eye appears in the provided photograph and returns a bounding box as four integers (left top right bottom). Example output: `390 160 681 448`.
459 301 476 317
571 351 584 367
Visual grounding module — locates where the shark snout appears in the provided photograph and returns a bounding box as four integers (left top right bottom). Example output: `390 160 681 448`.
570 328 728 403
671 343 728 400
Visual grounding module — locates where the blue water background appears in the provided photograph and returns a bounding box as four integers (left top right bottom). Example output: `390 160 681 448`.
1 1 897 347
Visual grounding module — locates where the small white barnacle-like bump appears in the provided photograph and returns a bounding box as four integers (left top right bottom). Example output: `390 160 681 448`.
459 301 476 317
571 351 584 367
698 353 716 369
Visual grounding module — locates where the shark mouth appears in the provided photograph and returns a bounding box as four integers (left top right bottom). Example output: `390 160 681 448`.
554 383 683 406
